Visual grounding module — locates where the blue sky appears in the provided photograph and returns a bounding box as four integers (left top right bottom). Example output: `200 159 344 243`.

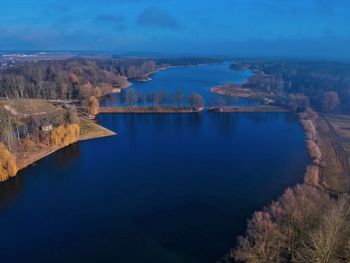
1 0 350 57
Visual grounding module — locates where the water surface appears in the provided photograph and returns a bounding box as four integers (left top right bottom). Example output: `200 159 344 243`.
103 63 257 107
0 112 309 263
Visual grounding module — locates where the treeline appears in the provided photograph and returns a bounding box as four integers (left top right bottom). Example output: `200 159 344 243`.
153 57 223 67
231 185 350 263
0 58 157 101
105 88 205 107
233 60 350 113
0 57 219 108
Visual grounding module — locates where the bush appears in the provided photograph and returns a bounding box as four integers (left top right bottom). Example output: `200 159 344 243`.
50 124 80 147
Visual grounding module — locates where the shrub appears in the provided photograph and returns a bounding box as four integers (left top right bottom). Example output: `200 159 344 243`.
50 124 80 147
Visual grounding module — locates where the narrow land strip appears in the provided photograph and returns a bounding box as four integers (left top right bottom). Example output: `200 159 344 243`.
99 106 205 113
99 106 287 113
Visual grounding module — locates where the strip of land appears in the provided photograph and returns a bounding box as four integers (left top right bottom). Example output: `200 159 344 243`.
210 84 270 99
99 106 205 113
207 106 287 112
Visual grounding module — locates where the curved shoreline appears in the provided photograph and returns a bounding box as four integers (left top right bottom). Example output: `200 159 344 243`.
15 118 116 175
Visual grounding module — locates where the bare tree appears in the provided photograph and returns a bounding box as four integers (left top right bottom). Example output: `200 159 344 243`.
188 93 205 107
124 88 138 106
322 91 340 113
174 89 184 106
297 195 350 263
234 211 285 263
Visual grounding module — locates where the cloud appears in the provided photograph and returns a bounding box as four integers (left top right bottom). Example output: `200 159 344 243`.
92 15 125 30
137 6 180 29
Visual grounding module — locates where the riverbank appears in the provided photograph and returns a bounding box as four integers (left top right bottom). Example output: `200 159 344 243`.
16 118 116 172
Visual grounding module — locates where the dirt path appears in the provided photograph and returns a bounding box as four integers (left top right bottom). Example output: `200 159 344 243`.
321 115 350 191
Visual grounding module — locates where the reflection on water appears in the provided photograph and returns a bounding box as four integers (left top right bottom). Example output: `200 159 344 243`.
53 143 81 168
0 177 22 209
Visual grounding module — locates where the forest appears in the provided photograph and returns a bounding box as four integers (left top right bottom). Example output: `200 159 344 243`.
231 60 350 113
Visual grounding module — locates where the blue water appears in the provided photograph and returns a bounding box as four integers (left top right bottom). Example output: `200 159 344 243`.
0 112 309 263
102 63 258 107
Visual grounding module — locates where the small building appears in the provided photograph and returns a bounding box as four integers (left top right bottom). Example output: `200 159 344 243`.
41 125 53 132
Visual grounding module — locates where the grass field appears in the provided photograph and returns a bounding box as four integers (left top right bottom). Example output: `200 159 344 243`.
78 118 116 141
317 114 350 193
0 99 58 115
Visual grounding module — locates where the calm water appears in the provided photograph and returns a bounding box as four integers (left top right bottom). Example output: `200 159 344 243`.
0 112 309 263
102 63 258 107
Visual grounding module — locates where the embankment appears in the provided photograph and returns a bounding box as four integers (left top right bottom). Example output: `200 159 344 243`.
208 106 287 112
99 106 205 113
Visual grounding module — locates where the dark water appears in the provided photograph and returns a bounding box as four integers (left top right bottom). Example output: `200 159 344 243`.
0 112 309 263
102 63 258 107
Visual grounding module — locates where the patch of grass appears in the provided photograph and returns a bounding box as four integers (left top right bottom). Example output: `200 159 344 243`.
318 114 350 193
0 99 57 115
78 118 116 141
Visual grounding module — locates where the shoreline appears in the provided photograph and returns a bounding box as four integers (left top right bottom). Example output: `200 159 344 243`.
15 118 116 174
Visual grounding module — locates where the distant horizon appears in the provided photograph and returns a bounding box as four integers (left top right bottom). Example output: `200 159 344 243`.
1 49 350 62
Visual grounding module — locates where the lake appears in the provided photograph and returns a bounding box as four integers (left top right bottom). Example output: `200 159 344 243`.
102 62 259 107
0 111 309 263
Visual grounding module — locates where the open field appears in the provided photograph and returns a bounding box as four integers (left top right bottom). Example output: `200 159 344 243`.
317 114 350 193
0 99 61 117
78 118 116 141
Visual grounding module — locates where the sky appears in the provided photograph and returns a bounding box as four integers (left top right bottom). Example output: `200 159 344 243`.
0 0 350 58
